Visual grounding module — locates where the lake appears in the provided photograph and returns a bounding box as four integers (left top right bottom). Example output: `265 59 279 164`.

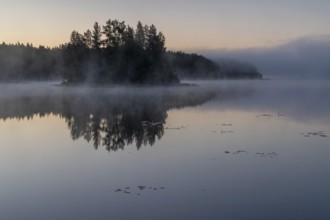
0 80 329 220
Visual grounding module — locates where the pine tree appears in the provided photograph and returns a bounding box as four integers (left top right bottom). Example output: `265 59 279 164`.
135 21 145 49
69 31 85 48
83 29 92 48
92 22 102 50
102 19 113 48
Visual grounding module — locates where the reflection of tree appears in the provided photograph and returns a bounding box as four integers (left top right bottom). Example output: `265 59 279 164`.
64 103 167 151
0 87 214 151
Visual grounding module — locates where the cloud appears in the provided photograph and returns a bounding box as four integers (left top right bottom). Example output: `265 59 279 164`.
201 35 330 79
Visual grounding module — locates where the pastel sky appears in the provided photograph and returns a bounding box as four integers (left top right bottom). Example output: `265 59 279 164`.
1 0 329 49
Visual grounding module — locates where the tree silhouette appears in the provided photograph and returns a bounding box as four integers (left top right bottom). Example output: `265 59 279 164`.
83 29 93 49
92 22 102 50
135 21 146 49
0 18 262 82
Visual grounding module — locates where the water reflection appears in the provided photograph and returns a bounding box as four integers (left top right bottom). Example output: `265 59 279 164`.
197 80 330 124
0 86 215 151
1 81 330 220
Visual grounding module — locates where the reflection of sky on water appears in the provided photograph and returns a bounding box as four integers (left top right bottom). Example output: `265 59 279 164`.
194 80 330 125
0 80 330 220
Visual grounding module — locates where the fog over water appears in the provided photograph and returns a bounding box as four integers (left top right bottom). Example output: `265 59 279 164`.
194 80 330 124
0 80 329 220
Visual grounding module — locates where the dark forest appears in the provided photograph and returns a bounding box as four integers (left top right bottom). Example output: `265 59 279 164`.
0 19 262 84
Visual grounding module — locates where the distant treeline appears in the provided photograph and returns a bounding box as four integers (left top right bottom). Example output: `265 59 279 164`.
168 51 262 79
0 43 62 81
0 19 262 83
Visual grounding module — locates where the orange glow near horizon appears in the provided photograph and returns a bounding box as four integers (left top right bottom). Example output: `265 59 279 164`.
0 28 307 50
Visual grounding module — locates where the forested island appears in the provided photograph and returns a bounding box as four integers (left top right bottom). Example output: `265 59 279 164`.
0 19 262 84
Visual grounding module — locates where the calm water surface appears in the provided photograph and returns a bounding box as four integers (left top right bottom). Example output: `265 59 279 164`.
0 80 329 220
